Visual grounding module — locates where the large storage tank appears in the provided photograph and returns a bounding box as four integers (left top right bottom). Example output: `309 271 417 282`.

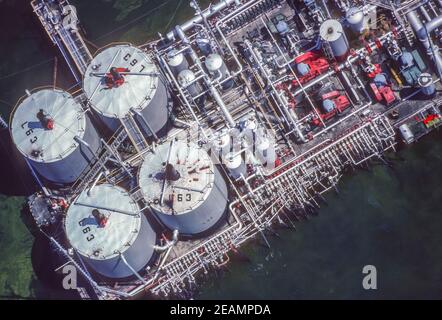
10 88 100 185
320 19 349 60
83 44 170 136
65 184 157 279
138 140 229 236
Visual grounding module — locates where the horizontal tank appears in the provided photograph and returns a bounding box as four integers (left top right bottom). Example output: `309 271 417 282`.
138 140 228 236
65 184 157 279
83 44 170 136
320 19 349 60
10 88 100 185
399 124 414 144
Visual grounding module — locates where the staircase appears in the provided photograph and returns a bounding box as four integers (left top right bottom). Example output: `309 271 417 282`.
403 25 416 47
120 113 149 154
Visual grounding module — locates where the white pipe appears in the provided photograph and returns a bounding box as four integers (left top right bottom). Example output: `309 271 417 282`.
119 253 147 285
153 230 179 251
166 0 238 40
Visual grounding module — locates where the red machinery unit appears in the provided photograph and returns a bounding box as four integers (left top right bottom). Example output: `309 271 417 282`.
370 73 396 105
321 90 351 113
370 82 396 105
311 91 351 127
292 52 329 87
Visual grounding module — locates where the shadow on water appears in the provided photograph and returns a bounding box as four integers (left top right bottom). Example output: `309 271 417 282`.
0 129 36 196
30 235 79 299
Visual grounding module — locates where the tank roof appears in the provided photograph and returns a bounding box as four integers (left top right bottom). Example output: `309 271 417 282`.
167 49 185 67
83 44 159 119
205 53 224 71
138 140 215 216
346 7 364 24
65 184 142 260
177 69 196 87
10 89 86 163
320 19 344 42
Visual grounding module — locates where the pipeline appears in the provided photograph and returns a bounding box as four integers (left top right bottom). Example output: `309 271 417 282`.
153 230 179 251
166 0 239 41
406 9 442 79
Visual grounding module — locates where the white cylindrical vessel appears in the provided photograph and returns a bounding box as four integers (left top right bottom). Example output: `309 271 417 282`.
320 20 349 60
65 184 157 279
213 130 232 160
256 135 277 169
418 73 436 96
10 88 100 185
177 69 203 98
83 44 170 136
138 140 228 236
167 49 189 75
346 7 364 33
205 53 234 90
223 151 247 180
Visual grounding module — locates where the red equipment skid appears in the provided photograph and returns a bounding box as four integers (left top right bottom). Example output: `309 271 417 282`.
370 82 396 105
321 90 351 113
292 52 329 87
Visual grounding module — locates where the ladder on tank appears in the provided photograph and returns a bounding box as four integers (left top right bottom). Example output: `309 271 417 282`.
120 113 149 154
322 40 335 61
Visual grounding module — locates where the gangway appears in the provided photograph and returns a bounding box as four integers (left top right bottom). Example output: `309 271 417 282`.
31 0 93 81
120 114 150 154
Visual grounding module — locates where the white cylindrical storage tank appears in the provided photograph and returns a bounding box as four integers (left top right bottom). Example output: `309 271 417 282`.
212 130 232 160
223 151 247 180
65 184 157 279
138 140 228 236
418 73 436 96
346 7 364 33
83 44 170 136
320 19 349 60
177 69 203 98
10 88 100 185
241 119 258 148
205 53 234 90
167 49 189 75
256 135 277 169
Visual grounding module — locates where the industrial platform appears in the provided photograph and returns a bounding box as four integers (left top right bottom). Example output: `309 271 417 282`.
3 0 442 299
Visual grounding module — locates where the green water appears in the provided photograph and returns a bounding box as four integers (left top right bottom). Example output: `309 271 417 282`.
0 0 441 299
